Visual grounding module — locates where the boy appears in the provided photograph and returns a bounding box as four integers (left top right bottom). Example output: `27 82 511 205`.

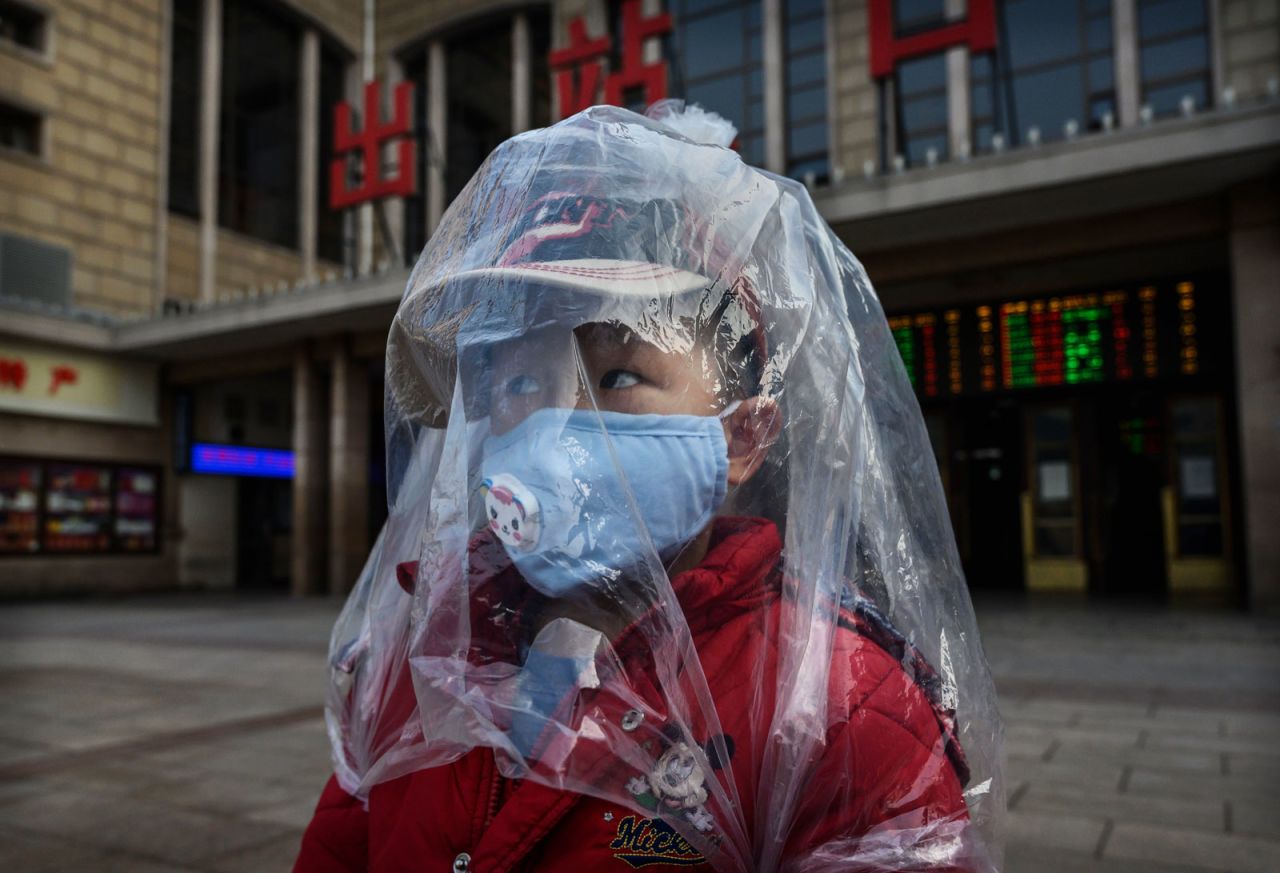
295 105 1001 872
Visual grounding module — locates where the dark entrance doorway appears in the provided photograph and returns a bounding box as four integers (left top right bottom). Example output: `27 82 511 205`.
1095 391 1168 597
955 400 1024 589
236 477 292 589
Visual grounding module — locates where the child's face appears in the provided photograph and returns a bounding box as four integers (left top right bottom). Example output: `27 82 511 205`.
486 319 776 492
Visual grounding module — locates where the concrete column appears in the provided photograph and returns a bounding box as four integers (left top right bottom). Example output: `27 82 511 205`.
291 345 328 595
342 62 361 273
198 0 222 303
328 337 370 595
945 0 969 158
427 39 447 236
1113 0 1141 126
384 56 406 266
513 12 531 133
1207 0 1225 100
1229 181 1280 612
153 0 174 312
763 0 786 174
299 29 320 279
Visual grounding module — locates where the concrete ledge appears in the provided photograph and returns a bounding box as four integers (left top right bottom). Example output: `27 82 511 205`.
818 103 1280 250
114 268 412 359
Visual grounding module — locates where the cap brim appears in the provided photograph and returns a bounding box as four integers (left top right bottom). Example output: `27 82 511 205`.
443 259 712 298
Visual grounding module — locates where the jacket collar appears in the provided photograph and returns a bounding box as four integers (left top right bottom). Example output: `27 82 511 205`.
394 516 783 645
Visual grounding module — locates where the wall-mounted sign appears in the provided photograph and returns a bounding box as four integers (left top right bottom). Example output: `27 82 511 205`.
887 278 1224 399
550 0 672 119
867 0 997 78
191 443 294 479
0 340 159 426
330 79 417 209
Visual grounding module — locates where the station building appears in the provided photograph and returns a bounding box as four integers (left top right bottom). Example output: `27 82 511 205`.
0 0 1277 608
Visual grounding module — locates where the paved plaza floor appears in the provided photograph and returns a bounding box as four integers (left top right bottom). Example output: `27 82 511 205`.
0 592 1277 872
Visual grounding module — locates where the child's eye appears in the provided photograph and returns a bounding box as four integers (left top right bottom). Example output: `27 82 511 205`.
599 369 642 390
505 374 541 396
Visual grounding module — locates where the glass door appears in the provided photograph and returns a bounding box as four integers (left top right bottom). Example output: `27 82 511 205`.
1024 405 1086 591
1164 396 1234 597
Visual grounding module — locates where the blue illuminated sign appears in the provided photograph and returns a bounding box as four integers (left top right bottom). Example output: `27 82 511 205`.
191 443 295 478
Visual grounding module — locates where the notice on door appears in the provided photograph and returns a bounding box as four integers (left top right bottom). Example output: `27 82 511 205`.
1180 456 1217 499
1038 461 1072 502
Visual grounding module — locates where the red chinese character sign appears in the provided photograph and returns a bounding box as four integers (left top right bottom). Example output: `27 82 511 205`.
330 79 417 210
867 0 996 78
550 0 672 119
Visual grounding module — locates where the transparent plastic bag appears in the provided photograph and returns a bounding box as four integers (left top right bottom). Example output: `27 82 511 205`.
324 103 1003 872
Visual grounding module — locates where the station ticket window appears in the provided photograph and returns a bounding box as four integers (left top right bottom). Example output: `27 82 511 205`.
44 463 114 552
0 461 41 553
1164 397 1233 596
0 457 163 556
1023 406 1086 591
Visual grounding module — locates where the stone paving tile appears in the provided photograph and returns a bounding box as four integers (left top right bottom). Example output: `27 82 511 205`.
1049 740 1222 774
1144 728 1277 756
1231 798 1280 839
1003 842 1223 873
0 823 102 873
49 798 295 868
1124 763 1278 802
1005 809 1108 855
205 832 307 873
1005 757 1129 794
1103 821 1280 873
1012 782 1224 831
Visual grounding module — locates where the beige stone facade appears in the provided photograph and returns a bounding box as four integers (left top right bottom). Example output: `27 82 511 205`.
1221 0 1280 99
0 0 165 315
830 0 877 177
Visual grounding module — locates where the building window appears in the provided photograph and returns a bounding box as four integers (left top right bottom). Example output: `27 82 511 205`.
974 0 1114 151
400 12 550 261
446 21 512 203
168 0 202 217
0 0 47 54
895 52 948 166
0 99 41 157
894 0 948 35
530 10 552 128
785 0 828 181
218 0 301 248
317 42 346 265
1137 0 1211 117
668 0 764 167
402 47 429 264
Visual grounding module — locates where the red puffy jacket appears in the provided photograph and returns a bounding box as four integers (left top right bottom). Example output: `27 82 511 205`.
294 517 969 872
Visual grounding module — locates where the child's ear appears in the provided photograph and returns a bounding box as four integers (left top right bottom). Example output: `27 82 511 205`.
723 396 781 487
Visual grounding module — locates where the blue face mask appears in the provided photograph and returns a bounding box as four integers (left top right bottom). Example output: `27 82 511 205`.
479 407 730 597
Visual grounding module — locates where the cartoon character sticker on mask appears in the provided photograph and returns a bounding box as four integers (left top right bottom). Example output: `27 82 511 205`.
481 473 541 551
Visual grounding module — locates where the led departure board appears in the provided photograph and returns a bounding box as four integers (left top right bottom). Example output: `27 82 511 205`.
887 278 1221 398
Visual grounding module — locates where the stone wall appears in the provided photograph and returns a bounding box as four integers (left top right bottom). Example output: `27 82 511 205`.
1220 0 1280 100
830 0 877 178
0 0 164 315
